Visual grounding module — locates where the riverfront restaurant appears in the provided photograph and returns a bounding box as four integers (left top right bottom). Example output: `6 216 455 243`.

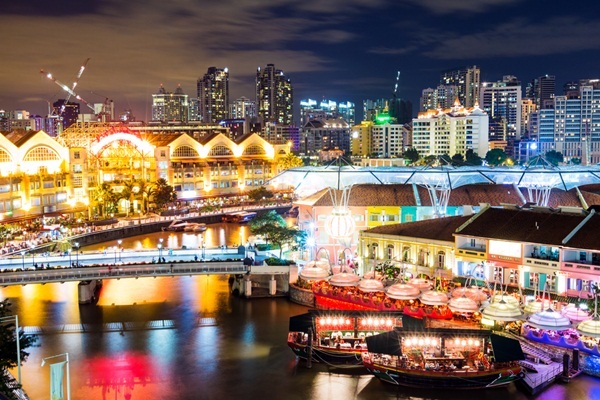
0 122 291 221
356 204 600 301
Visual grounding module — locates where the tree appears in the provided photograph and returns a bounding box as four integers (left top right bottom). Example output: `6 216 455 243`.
0 299 38 399
152 178 177 209
94 182 119 217
545 150 564 166
451 153 464 166
402 148 419 164
277 153 304 170
247 186 274 203
465 149 483 166
249 211 304 258
485 148 508 166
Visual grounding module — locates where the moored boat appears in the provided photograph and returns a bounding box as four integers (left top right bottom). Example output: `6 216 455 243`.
362 317 524 389
287 309 403 367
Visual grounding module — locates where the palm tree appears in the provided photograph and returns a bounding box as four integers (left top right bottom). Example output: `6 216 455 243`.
135 180 155 214
94 183 117 217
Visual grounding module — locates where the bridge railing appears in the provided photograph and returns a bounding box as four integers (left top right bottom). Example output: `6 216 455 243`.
0 261 247 286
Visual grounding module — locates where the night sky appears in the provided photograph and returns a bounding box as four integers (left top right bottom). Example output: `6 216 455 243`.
2 0 600 122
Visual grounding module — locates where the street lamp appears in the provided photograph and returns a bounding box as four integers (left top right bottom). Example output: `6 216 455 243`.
113 246 117 264
118 239 123 261
201 235 205 259
68 249 72 267
20 250 25 270
41 353 70 400
74 242 80 267
0 315 21 384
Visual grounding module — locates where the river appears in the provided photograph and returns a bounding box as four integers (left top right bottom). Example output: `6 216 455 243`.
1 225 599 400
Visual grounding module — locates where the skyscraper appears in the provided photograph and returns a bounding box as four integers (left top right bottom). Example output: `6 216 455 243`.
256 64 293 125
197 67 229 123
440 66 480 108
527 75 555 109
152 85 189 123
480 75 522 142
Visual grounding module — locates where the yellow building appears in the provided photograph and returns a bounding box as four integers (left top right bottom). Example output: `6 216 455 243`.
0 123 291 221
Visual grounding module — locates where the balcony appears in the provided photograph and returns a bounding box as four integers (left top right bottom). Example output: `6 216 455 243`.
562 260 600 274
523 256 560 269
456 245 486 258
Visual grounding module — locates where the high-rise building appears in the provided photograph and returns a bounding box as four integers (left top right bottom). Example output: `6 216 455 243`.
526 75 555 109
299 99 355 125
53 99 80 129
440 66 480 108
338 101 355 126
480 75 522 143
536 83 600 165
300 117 350 155
229 96 256 120
412 101 489 158
152 85 189 123
197 67 229 123
256 64 293 125
363 99 387 122
420 85 458 111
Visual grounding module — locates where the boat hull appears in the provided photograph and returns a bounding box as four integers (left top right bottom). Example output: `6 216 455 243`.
364 360 522 389
288 341 364 366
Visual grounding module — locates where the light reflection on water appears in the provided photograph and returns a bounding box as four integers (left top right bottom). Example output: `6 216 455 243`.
1 223 599 399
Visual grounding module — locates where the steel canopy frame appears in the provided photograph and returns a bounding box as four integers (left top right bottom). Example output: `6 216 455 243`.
268 165 600 208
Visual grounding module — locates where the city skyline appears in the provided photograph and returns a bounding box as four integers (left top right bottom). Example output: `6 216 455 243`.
3 1 600 122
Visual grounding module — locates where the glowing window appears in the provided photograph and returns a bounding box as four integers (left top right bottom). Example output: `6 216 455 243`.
24 146 60 162
173 145 199 158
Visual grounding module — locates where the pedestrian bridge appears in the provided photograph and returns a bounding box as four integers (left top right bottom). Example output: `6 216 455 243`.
0 261 248 287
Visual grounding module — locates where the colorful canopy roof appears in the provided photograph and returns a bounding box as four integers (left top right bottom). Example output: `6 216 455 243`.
482 299 523 321
419 290 449 306
328 272 361 287
385 283 420 300
358 278 385 293
526 309 572 330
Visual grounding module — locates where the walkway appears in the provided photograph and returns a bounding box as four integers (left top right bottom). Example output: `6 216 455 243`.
0 260 247 287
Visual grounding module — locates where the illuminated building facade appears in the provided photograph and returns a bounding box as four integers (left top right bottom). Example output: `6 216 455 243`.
256 64 293 125
152 85 189 123
440 65 481 108
0 123 291 220
197 67 230 123
412 100 489 158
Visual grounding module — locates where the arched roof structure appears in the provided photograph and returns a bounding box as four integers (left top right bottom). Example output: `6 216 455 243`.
269 164 600 215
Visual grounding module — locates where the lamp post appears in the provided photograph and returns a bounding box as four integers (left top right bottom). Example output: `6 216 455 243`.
41 352 70 400
0 315 21 384
113 246 117 264
68 249 71 267
20 250 25 270
118 239 123 261
201 235 206 259
74 242 79 267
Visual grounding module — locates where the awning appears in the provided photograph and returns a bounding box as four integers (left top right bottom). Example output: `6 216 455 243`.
490 333 525 362
365 330 402 356
289 313 314 332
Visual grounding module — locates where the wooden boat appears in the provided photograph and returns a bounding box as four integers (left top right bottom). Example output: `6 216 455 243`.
287 310 403 367
362 317 524 389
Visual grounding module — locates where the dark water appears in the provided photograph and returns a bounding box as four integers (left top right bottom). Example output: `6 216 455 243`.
1 227 599 400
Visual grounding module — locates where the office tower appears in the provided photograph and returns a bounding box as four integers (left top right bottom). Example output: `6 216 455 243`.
440 66 480 108
229 96 256 120
388 98 413 125
152 85 189 123
256 64 293 125
363 99 387 122
262 122 300 149
537 82 600 165
188 98 200 122
197 67 229 123
53 99 80 129
527 75 555 109
520 98 536 138
420 85 458 111
300 117 350 155
370 116 407 158
480 75 522 143
338 101 355 126
412 102 489 158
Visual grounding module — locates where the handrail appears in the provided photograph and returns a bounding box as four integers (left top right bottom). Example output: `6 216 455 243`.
0 261 247 286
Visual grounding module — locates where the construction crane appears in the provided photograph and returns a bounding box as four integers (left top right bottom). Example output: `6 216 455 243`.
392 70 400 99
40 58 95 116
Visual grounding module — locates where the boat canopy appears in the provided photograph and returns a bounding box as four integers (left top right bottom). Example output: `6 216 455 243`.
365 329 403 356
489 334 525 362
289 313 314 332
